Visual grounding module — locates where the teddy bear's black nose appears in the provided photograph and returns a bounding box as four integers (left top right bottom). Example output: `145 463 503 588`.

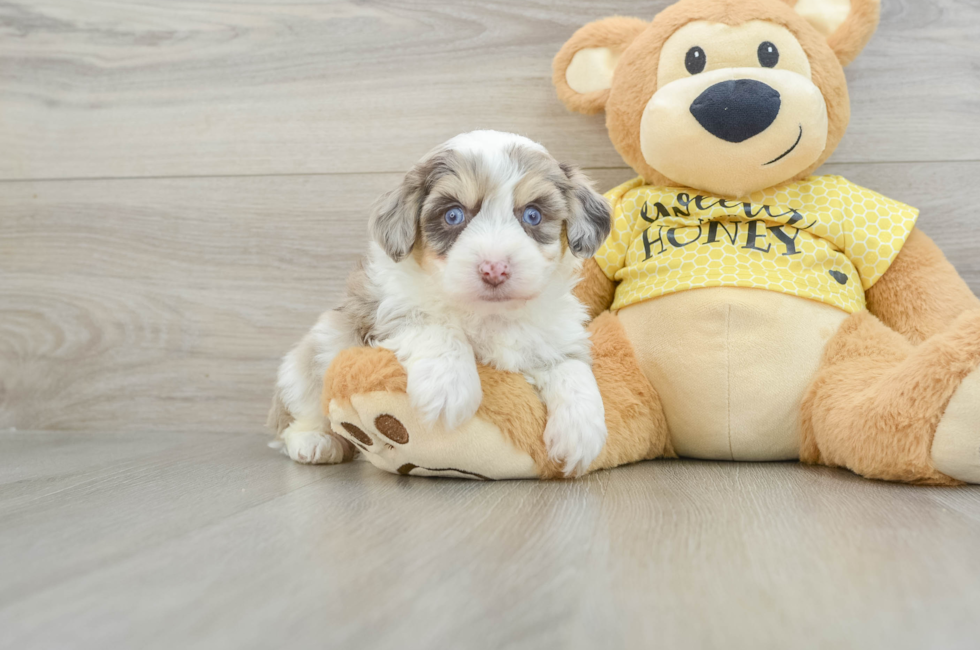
690 79 782 143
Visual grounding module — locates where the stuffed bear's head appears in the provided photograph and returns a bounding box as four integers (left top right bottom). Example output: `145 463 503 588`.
554 0 880 198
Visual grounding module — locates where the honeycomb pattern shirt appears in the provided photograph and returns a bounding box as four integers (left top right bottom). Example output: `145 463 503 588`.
594 176 920 314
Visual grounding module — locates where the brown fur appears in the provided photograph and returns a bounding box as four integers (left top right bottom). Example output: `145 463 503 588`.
558 164 613 256
370 151 456 262
325 347 408 404
477 311 675 477
778 0 880 65
553 0 862 187
800 309 980 485
866 228 980 345
322 282 980 484
588 312 676 469
321 312 674 478
552 17 650 116
334 435 358 462
471 363 558 477
341 264 381 345
412 144 609 258
573 257 617 320
321 0 980 485
266 390 294 437
820 0 880 66
548 0 980 485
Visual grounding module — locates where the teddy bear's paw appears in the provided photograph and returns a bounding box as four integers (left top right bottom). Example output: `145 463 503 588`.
932 365 980 484
327 391 541 480
278 424 350 465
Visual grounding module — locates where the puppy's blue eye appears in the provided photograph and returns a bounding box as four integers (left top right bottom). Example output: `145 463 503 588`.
522 206 542 226
444 207 465 226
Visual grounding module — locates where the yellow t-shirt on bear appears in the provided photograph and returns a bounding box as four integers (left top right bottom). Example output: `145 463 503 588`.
594 176 919 314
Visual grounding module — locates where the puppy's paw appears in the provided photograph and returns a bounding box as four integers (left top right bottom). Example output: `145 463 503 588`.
280 426 350 465
544 397 607 478
406 357 483 430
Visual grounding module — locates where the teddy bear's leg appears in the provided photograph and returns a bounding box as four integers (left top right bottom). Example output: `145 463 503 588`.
800 309 980 485
495 310 674 475
585 311 675 471
321 311 672 479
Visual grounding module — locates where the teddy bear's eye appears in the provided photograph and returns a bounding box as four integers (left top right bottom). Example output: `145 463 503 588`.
685 46 706 75
758 41 780 68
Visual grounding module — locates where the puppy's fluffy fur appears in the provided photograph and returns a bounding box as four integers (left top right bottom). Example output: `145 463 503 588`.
268 131 612 476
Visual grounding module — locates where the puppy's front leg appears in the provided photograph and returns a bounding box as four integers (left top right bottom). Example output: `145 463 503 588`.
384 325 483 430
530 360 607 477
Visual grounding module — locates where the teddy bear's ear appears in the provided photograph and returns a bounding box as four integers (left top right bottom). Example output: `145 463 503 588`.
553 17 649 115
786 0 881 66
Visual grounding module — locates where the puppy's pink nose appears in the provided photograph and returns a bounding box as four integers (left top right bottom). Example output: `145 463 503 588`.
479 260 510 287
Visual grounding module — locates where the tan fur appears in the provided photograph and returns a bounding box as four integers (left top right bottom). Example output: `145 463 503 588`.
319 0 980 485
800 309 980 485
779 0 880 65
321 312 674 478
553 17 650 115
266 390 294 438
620 288 847 461
553 0 859 188
412 245 443 274
426 160 488 215
587 312 676 469
334 434 358 463
866 228 980 345
478 311 675 477
573 257 617 320
325 347 408 404
547 0 980 485
820 0 879 66
324 347 557 472
470 363 558 477
512 173 565 213
321 290 980 484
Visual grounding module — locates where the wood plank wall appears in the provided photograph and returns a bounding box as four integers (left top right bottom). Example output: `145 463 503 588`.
2 0 979 434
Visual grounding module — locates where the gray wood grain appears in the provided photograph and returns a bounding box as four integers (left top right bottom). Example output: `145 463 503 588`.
1 430 979 650
2 3 980 648
1 0 978 181
0 173 377 433
3 163 978 434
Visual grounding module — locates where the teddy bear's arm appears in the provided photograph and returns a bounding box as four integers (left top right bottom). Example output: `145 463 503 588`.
866 227 980 345
574 257 618 320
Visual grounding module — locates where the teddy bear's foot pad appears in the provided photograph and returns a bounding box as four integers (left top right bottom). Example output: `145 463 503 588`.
327 391 540 480
932 366 980 484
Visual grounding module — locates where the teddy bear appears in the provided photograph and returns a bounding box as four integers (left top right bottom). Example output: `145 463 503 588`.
321 0 980 485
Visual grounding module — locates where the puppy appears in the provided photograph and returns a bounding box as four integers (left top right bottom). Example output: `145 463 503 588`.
268 130 612 476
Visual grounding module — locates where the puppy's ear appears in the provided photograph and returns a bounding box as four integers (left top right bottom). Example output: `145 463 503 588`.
371 152 457 262
560 163 611 258
787 0 880 66
553 17 649 115
369 161 428 262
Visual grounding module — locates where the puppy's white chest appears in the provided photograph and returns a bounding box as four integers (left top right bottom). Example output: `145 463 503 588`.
469 323 532 373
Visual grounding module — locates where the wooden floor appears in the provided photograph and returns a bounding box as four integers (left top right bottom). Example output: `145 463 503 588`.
2 430 979 650
3 1 980 647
